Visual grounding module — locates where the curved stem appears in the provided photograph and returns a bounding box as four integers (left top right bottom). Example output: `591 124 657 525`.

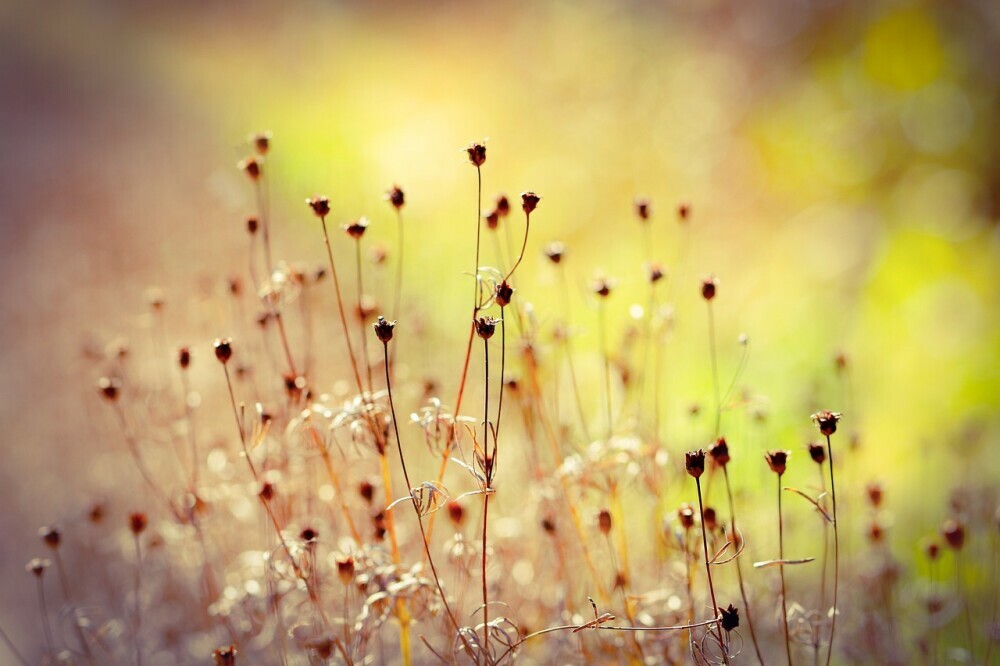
697 477 730 664
722 466 764 664
0 623 27 666
355 239 373 393
319 216 366 398
503 211 530 281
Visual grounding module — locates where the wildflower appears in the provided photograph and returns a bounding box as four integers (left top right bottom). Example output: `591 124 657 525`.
719 604 740 632
496 195 510 217
336 556 355 585
252 131 272 155
807 441 826 464
704 507 718 531
635 197 650 221
213 338 233 364
178 346 191 369
541 516 556 534
474 316 499 340
299 527 318 544
765 450 789 475
306 196 330 218
39 526 61 549
373 316 396 343
708 437 730 468
26 558 50 577
685 449 706 478
866 482 884 508
386 184 405 210
495 281 514 307
598 509 612 535
246 216 259 234
358 481 375 504
811 410 842 437
924 541 940 561
701 276 717 301
97 376 122 402
678 203 690 222
941 519 965 550
447 501 465 525
521 191 540 214
592 277 613 298
237 156 261 181
484 209 500 230
129 512 148 535
259 482 275 502
544 241 565 264
466 141 487 167
213 645 237 665
342 217 369 239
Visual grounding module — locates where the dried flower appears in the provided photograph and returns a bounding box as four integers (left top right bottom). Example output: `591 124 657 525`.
521 192 540 215
598 509 612 535
259 482 275 502
924 541 940 561
685 449 706 478
495 281 514 307
238 156 261 181
246 216 259 234
807 441 826 465
484 209 500 230
299 527 318 544
358 481 374 504
252 131 272 155
26 558 50 577
635 197 650 221
541 516 556 534
496 195 510 217
701 276 717 301
336 556 355 585
544 241 565 264
811 410 842 437
129 512 148 535
38 526 61 549
647 262 665 284
97 376 122 402
178 346 191 369
941 519 965 550
213 338 233 364
719 604 740 632
447 501 465 525
342 217 369 239
474 316 499 340
678 203 690 222
386 185 405 210
678 503 695 530
708 437 730 468
213 644 237 665
592 277 613 298
373 316 396 343
866 482 884 508
765 450 790 475
466 141 487 167
306 196 330 218
703 507 718 531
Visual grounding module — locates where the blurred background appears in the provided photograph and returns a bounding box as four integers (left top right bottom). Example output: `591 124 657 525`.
1 0 998 660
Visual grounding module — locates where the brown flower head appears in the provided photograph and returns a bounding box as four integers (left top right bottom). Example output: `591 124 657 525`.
684 449 706 478
678 503 695 530
447 500 465 525
541 516 557 535
238 156 261 180
924 540 940 561
811 410 842 437
495 281 514 308
598 509 613 535
26 558 50 578
358 480 375 504
474 316 499 340
252 131 272 155
704 507 718 531
866 482 884 508
708 437 730 468
807 441 827 465
496 194 510 217
719 604 740 632
129 512 148 535
97 376 122 402
647 262 665 284
39 526 61 550
635 197 651 221
385 185 405 210
342 217 369 239
246 216 259 234
336 556 355 585
373 316 396 343
678 203 691 222
544 241 565 264
306 196 330 218
213 645 238 666
484 209 500 230
299 527 319 544
178 346 191 370
466 141 486 167
701 276 717 301
213 338 233 364
521 191 540 215
941 519 965 550
592 277 614 298
259 482 275 502
765 450 789 475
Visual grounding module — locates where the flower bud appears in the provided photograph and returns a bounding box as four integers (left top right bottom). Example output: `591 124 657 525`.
466 142 486 167
685 449 706 478
373 316 396 343
213 338 233 364
521 192 540 215
765 450 789 475
306 196 330 218
385 185 405 210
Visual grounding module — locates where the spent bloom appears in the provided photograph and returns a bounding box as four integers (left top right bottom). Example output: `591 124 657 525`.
811 410 842 436
373 316 396 343
521 191 540 214
466 141 487 167
685 449 706 478
765 450 790 475
306 196 330 218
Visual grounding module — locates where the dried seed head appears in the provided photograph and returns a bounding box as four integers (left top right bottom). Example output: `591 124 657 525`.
342 217 369 239
373 316 396 343
635 197 650 221
647 262 665 284
678 503 695 530
521 191 540 215
684 449 706 478
26 558 50 577
719 604 740 632
466 141 487 167
496 195 510 217
238 156 261 181
336 556 355 585
807 441 827 465
541 516 557 535
708 437 730 468
146 288 165 311
614 571 628 589
213 338 233 364
765 450 789 475
703 507 718 531
246 216 259 234
868 521 884 543
386 184 405 210
941 519 965 550
474 316 499 340
299 527 318 544
924 540 940 561
495 281 514 308
212 644 237 665
38 526 61 549
252 131 272 155
129 512 148 535
835 351 848 372
306 196 330 218
598 509 613 535
373 512 387 541
97 376 122 402
178 346 191 370
677 203 691 222
443 500 464 525
701 276 717 301
358 481 375 504
592 277 613 298
866 482 884 508
484 209 500 230
355 295 378 322
88 502 106 524
543 241 565 264
811 410 842 437
259 482 275 502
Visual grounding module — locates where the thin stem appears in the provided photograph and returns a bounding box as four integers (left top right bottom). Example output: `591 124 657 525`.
495 315 507 442
37 576 55 660
503 210 530 281
474 166 482 308
133 534 143 666
697 477 730 665
319 216 366 398
255 180 273 277
481 335 491 664
272 311 299 378
778 474 793 666
390 209 404 375
378 453 412 666
708 300 721 437
722 466 764 665
956 552 976 659
0 623 27 666
111 403 177 520
180 369 198 488
355 239 373 393
824 434 839 666
223 365 256 478
599 299 613 439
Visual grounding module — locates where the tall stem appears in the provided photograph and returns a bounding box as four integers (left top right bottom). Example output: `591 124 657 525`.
708 300 721 437
697 477 730 664
599 299 613 439
778 474 793 666
824 434 839 666
133 535 143 666
319 216 366 398
0 623 26 666
480 335 491 664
